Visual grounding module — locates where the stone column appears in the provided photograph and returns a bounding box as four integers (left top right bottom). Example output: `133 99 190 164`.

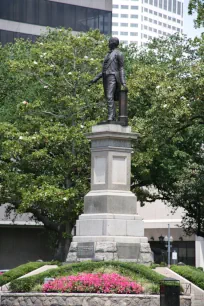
66 124 153 264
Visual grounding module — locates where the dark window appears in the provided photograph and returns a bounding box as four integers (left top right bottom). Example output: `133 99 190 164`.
154 0 158 6
130 23 138 27
154 11 158 15
112 31 118 35
149 0 153 4
112 13 119 17
130 32 138 36
113 4 119 8
164 0 167 10
131 14 138 18
0 29 37 45
121 23 128 27
121 5 129 9
112 22 118 26
120 31 128 35
131 6 139 9
0 0 111 35
121 14 128 18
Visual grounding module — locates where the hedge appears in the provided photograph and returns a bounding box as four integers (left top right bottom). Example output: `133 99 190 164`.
9 261 165 292
0 261 59 287
171 265 204 290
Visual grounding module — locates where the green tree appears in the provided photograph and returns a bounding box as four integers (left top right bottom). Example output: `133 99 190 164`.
0 30 108 260
188 0 204 28
128 34 204 237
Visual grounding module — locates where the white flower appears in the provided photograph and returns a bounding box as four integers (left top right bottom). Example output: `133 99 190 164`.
90 58 94 61
33 61 38 65
68 72 72 75
167 86 171 89
44 85 48 89
163 104 167 108
80 125 84 128
19 136 24 140
63 197 68 201
40 55 43 58
87 89 90 92
32 136 36 139
180 96 186 100
39 42 43 45
10 158 16 162
84 56 89 59
22 101 28 105
50 64 54 68
156 85 161 89
43 53 47 56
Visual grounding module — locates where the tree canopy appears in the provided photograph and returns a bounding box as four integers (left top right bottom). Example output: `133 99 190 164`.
188 0 204 28
0 30 203 259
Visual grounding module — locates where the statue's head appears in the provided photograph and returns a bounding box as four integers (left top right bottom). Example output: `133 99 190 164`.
109 37 119 50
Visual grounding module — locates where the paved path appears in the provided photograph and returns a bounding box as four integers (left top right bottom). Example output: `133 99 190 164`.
155 267 204 306
0 265 58 292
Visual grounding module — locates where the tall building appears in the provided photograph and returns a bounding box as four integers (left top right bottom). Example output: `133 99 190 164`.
112 0 184 45
0 0 112 45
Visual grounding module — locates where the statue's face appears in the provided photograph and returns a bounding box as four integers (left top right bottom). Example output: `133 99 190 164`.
108 38 118 50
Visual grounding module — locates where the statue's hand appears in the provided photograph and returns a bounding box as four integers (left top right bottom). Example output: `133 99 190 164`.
88 80 95 87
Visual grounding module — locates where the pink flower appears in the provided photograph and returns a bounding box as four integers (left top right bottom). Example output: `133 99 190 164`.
42 273 144 294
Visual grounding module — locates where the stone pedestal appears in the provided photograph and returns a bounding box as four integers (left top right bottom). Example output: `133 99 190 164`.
66 124 153 264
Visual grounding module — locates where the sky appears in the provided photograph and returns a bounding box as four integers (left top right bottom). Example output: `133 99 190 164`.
183 0 203 38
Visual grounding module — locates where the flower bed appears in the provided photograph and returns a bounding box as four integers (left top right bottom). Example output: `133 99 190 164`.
42 273 144 294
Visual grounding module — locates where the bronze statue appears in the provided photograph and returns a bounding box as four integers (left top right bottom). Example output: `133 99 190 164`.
89 37 127 122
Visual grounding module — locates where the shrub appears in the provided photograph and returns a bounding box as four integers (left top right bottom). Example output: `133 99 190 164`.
9 261 164 293
0 261 59 286
171 265 204 290
42 273 144 294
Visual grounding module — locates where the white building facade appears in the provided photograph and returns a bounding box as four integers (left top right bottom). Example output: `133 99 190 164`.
112 0 184 45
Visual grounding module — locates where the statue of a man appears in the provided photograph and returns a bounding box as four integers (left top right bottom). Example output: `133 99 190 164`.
89 37 127 122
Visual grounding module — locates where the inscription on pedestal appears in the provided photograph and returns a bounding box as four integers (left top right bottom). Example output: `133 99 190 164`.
77 242 94 258
117 243 140 259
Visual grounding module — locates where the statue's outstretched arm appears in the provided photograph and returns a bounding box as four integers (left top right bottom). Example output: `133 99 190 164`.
89 72 103 86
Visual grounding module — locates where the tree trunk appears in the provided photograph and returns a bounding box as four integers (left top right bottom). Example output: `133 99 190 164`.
53 223 73 262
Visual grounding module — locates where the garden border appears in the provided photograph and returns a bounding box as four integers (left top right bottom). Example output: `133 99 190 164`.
0 292 191 306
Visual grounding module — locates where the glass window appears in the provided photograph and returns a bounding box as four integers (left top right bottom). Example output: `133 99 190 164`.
121 23 128 27
158 21 162 25
112 22 118 26
144 8 148 12
168 0 172 12
121 5 129 9
103 11 112 35
149 18 153 22
177 1 181 15
154 0 158 6
163 14 167 18
145 0 148 3
76 6 87 31
149 9 153 14
172 17 176 21
159 13 162 17
168 24 171 28
144 16 148 20
113 4 119 8
120 31 128 35
168 16 172 20
177 19 180 23
163 23 167 27
112 13 119 17
131 14 139 18
158 30 162 34
173 0 176 13
159 0 163 8
112 31 118 35
172 26 176 30
121 14 128 18
87 8 99 30
149 27 152 31
149 0 153 5
131 6 139 9
154 11 158 15
144 34 148 38
130 23 138 27
154 20 157 24
144 25 148 29
130 32 138 36
164 0 167 10
153 28 157 32
177 27 180 32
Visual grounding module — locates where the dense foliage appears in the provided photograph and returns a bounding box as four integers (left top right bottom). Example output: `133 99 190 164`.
171 265 204 289
9 261 164 293
0 261 58 286
188 0 204 28
0 30 203 259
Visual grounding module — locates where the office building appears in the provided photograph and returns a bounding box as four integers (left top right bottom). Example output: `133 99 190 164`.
112 0 184 45
0 0 112 45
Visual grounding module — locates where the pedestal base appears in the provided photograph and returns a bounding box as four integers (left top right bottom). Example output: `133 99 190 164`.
66 238 153 264
66 214 153 264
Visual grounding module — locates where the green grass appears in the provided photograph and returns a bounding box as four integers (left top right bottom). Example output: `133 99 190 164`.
171 265 204 290
0 261 60 287
9 261 165 293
